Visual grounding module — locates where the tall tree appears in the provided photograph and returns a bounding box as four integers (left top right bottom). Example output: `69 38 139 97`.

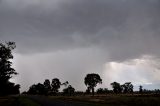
111 82 122 94
28 84 37 95
139 85 143 94
62 85 75 96
67 85 75 96
28 83 45 95
0 42 17 82
121 82 133 93
0 42 20 95
84 73 102 96
43 79 51 95
51 78 61 94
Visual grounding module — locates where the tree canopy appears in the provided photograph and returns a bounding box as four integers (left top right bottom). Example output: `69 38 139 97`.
0 42 20 95
121 82 133 93
111 82 122 94
44 79 51 95
84 73 102 96
51 78 61 94
0 42 17 82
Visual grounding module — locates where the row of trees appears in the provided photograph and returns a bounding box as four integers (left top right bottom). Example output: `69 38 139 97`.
111 82 133 94
27 78 75 96
26 73 158 96
26 73 102 96
0 42 20 95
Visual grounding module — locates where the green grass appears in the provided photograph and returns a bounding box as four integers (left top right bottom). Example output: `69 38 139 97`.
18 96 40 106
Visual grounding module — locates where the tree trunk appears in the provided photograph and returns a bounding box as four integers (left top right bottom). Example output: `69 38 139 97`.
92 87 94 96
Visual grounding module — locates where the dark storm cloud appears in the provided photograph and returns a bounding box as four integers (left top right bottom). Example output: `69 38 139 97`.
1 0 160 61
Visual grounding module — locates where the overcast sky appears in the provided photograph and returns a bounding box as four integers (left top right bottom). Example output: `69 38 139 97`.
1 0 160 91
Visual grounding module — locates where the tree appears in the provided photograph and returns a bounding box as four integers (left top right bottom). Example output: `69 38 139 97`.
63 85 75 96
61 81 69 87
43 79 51 95
51 78 61 95
139 85 143 94
68 85 75 96
85 87 91 94
0 42 17 82
111 82 122 94
28 84 37 95
28 83 45 95
0 42 20 95
36 83 45 95
84 73 102 96
121 82 133 93
96 88 103 94
96 88 109 94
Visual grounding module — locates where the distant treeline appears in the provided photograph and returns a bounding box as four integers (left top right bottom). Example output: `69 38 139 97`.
24 73 160 96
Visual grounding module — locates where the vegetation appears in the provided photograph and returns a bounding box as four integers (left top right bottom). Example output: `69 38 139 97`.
139 85 143 94
51 78 61 95
43 79 51 95
121 82 133 93
111 82 134 94
110 82 122 94
27 78 70 95
0 96 18 106
84 73 102 96
0 42 20 96
18 96 40 106
49 94 160 106
25 73 160 98
62 85 75 96
96 88 112 94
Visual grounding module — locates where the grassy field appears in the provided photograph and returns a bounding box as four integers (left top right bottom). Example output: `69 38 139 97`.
0 96 40 106
49 94 160 106
0 96 16 106
18 96 40 106
1 94 160 106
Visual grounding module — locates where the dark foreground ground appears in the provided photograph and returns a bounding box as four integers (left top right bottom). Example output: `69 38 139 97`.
1 94 160 106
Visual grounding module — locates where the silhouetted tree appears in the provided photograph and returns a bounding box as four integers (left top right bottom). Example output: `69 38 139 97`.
84 73 102 96
62 85 75 96
28 83 45 95
0 42 20 95
28 84 37 95
61 81 69 87
44 79 51 95
154 89 160 94
21 91 28 95
36 83 45 95
68 85 75 96
96 88 103 94
121 82 133 93
51 78 61 95
96 88 109 94
111 82 122 94
139 85 143 94
85 87 91 94
12 84 20 94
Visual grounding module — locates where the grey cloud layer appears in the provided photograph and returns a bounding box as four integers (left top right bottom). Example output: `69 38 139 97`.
1 0 160 61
